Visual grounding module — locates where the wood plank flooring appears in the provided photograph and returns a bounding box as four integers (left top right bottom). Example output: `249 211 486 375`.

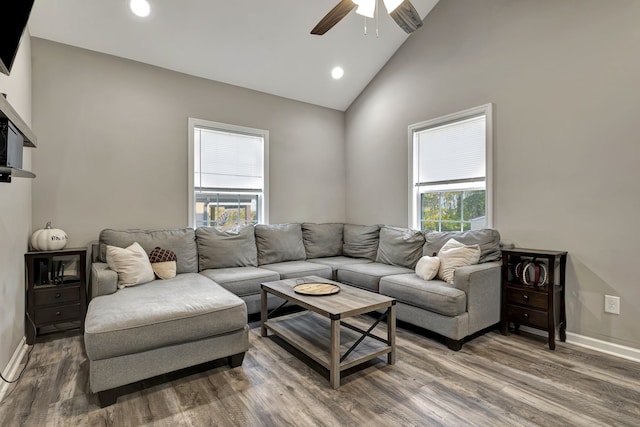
1 316 639 426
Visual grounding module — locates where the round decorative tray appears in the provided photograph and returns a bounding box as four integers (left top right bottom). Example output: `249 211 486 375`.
293 283 340 296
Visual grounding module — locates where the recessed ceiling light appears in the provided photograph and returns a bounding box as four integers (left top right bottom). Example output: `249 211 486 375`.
331 66 344 80
130 0 150 17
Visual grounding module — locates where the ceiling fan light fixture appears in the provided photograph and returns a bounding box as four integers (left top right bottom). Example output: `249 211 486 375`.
310 0 422 36
383 0 404 14
355 0 375 19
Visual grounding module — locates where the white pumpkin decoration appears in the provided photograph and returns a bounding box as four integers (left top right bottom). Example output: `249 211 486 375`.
31 221 68 251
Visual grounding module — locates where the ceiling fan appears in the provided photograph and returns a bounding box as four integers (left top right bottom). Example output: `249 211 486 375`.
311 0 423 36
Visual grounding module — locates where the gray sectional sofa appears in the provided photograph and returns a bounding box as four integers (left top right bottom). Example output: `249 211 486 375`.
86 222 501 405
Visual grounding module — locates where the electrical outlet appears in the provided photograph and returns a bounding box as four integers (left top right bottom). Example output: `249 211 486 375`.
604 295 620 315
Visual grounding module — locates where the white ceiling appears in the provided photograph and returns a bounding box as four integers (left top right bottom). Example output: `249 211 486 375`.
28 0 439 111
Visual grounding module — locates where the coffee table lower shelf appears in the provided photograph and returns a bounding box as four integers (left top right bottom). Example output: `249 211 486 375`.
263 310 394 385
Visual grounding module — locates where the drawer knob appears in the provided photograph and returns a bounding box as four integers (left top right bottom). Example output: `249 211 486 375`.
523 313 529 318
56 311 61 316
55 293 61 298
523 294 529 301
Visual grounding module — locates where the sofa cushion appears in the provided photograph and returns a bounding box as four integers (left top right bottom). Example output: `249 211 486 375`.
307 256 373 270
336 262 414 292
84 273 246 360
376 226 425 269
196 226 258 270
255 223 306 265
259 260 332 280
99 228 198 274
200 266 279 297
307 256 373 280
379 274 467 317
106 242 156 289
437 239 481 285
424 228 501 263
302 223 343 258
342 224 380 260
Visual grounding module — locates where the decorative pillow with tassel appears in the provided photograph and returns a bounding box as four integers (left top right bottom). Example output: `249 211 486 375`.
148 247 177 280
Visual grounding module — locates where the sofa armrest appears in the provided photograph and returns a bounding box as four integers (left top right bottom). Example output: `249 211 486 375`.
91 262 118 299
453 261 501 334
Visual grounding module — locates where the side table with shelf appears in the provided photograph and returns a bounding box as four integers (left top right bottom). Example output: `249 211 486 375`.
500 248 568 350
25 248 87 345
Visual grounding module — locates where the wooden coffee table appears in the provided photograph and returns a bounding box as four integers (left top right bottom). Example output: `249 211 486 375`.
260 276 396 389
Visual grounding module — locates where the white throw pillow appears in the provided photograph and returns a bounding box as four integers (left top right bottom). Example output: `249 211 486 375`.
415 256 440 281
437 238 481 285
106 242 155 289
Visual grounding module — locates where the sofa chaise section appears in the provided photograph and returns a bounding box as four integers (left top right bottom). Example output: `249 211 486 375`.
85 273 248 391
86 228 249 406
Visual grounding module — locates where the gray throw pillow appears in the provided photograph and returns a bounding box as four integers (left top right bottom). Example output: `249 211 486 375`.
376 226 425 269
254 223 306 265
99 228 198 274
302 223 344 259
196 226 258 270
423 228 501 263
342 224 380 261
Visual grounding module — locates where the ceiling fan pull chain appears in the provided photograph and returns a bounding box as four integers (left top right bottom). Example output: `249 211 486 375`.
364 16 368 35
376 0 380 37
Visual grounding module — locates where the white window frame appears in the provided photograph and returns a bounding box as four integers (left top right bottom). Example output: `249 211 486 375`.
187 118 269 228
408 103 494 230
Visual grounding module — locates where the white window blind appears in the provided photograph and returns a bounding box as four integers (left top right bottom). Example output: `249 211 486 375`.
194 127 264 191
416 115 486 185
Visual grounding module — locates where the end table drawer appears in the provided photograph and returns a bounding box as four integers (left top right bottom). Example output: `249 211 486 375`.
506 287 547 310
506 305 547 329
34 303 81 324
34 286 80 306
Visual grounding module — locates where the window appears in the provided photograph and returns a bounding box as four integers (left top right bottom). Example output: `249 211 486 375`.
188 118 268 229
409 104 493 232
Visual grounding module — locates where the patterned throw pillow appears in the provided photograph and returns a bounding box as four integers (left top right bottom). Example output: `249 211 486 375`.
149 247 177 280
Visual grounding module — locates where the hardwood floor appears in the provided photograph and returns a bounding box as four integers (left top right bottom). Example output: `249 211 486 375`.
1 317 639 427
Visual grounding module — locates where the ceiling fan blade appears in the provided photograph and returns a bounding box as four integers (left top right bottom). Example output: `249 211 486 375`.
311 0 357 35
389 0 423 34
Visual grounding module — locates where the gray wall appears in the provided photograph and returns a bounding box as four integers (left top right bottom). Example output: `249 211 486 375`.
31 38 346 248
0 33 33 375
21 1 640 357
346 0 640 349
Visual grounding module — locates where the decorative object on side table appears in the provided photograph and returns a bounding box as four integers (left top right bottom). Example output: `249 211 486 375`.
24 248 87 344
500 248 567 350
30 221 68 251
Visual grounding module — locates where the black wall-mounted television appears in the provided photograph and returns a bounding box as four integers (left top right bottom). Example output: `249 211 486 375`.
0 0 35 76
1 119 24 169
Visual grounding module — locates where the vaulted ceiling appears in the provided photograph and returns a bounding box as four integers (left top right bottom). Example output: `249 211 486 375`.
28 0 439 111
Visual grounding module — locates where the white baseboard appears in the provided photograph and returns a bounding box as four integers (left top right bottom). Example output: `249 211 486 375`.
565 332 640 363
517 325 640 363
0 337 29 403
